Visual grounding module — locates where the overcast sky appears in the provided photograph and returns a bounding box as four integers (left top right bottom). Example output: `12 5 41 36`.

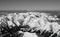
0 0 60 10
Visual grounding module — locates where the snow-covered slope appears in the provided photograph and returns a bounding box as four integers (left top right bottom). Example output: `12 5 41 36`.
0 12 60 37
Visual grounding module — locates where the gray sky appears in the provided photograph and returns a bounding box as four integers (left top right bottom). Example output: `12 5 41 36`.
0 0 60 10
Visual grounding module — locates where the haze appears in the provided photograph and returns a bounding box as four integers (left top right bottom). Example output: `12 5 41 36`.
0 0 60 10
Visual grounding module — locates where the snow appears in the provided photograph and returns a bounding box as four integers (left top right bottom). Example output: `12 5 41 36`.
23 32 38 37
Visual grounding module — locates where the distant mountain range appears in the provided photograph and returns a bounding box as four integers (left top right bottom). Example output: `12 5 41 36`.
0 10 60 16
